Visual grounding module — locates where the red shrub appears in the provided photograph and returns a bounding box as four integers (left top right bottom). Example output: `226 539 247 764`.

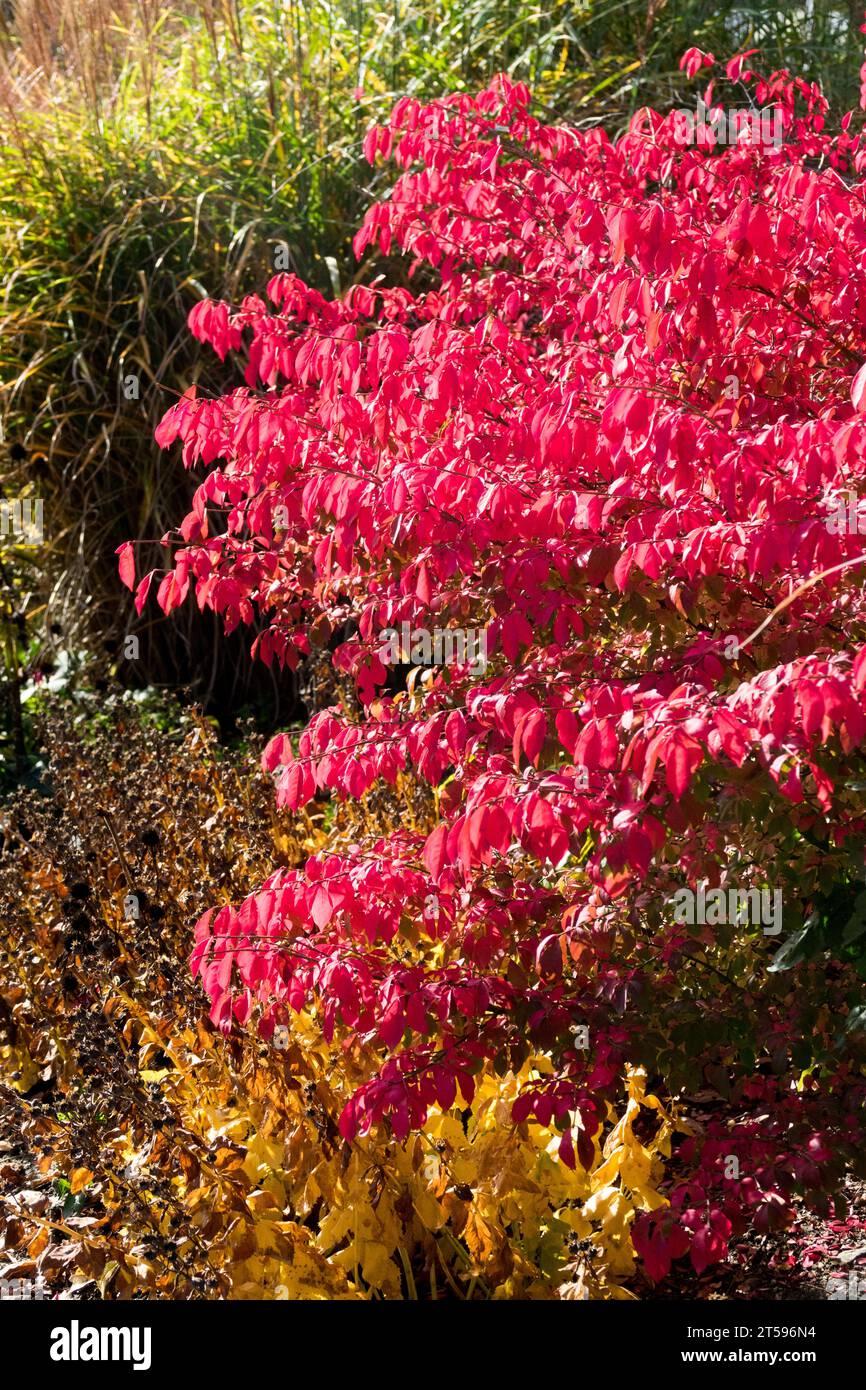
123 51 866 1280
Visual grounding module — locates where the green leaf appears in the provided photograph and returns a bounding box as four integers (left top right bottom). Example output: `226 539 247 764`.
62 1191 88 1218
768 925 814 972
844 1003 866 1035
842 892 866 945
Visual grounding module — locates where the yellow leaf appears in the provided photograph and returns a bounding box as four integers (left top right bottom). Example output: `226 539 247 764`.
69 1167 94 1194
450 1154 476 1184
359 1239 395 1289
412 1187 443 1232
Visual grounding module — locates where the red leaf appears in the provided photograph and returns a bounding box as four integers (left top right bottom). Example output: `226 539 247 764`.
415 560 433 606
134 572 154 616
520 708 547 767
665 733 702 799
423 823 449 883
555 708 579 757
116 541 136 591
851 362 866 413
